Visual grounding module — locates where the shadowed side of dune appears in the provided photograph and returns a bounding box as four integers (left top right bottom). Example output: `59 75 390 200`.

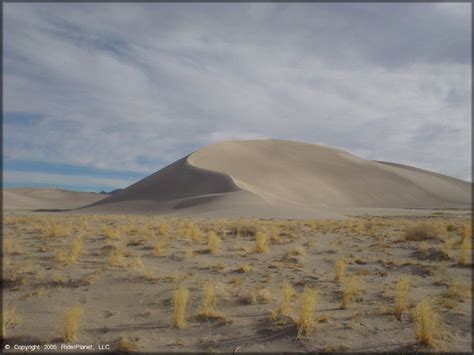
84 156 241 210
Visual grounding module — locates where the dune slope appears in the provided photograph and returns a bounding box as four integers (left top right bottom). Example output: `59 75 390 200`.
82 140 471 217
3 188 108 211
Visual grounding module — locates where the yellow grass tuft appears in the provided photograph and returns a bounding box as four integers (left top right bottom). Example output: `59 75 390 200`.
272 280 295 319
2 307 20 339
341 276 360 309
153 239 167 256
459 237 471 265
255 231 269 253
460 223 471 244
199 280 219 318
445 280 471 300
70 236 84 262
297 287 318 336
335 257 347 282
237 264 252 273
107 248 127 268
63 306 83 342
117 336 138 352
413 299 440 346
207 231 221 254
172 286 189 328
158 223 170 236
394 275 411 320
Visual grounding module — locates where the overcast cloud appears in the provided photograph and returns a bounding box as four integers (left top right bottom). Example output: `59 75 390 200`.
4 3 471 191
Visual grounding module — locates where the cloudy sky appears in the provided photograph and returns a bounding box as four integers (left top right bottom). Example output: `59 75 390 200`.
4 2 471 191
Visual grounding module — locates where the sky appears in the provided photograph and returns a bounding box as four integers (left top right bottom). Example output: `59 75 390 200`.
4 2 472 192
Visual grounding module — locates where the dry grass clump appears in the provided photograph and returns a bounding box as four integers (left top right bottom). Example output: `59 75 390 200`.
255 231 269 253
341 276 360 309
445 280 471 300
158 223 170 236
237 264 252 273
172 286 189 328
404 223 439 241
107 248 127 268
63 306 83 342
394 275 411 320
297 287 318 336
207 231 221 254
460 223 471 244
153 239 167 256
334 257 347 282
198 280 220 319
413 299 440 346
459 237 471 265
102 225 120 240
272 280 296 319
70 236 84 261
243 287 272 305
117 336 138 352
2 307 20 339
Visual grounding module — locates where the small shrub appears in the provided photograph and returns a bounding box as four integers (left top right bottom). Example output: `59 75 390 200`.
172 286 189 328
237 264 252 273
70 237 84 262
107 248 127 268
394 276 411 320
158 223 170 236
413 299 440 346
255 231 269 253
460 223 471 244
297 287 317 336
63 307 83 342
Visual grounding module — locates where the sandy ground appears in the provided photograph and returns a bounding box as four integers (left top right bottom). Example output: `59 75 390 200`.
2 212 472 353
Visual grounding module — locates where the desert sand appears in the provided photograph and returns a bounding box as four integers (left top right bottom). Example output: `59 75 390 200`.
3 189 108 212
2 214 472 352
82 140 471 218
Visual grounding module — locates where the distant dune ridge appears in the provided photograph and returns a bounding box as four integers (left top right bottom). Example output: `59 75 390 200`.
3 188 107 211
79 140 471 218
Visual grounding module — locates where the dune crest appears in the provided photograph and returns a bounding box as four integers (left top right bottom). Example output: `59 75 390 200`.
81 140 470 217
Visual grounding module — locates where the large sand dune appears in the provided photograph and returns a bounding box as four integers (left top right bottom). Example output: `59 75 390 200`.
82 140 471 217
3 188 108 211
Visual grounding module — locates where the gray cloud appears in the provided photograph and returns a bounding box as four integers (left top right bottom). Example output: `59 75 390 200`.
4 2 471 184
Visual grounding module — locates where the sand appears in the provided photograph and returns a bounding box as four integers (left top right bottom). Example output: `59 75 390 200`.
3 189 108 212
81 140 471 218
3 213 472 352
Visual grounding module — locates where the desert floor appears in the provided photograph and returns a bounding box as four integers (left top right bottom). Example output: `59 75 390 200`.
2 212 472 352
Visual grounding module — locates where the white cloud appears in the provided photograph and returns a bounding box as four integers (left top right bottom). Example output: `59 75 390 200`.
4 3 471 183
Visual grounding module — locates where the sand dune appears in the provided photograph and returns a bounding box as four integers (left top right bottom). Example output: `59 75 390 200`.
83 140 471 217
3 188 108 211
